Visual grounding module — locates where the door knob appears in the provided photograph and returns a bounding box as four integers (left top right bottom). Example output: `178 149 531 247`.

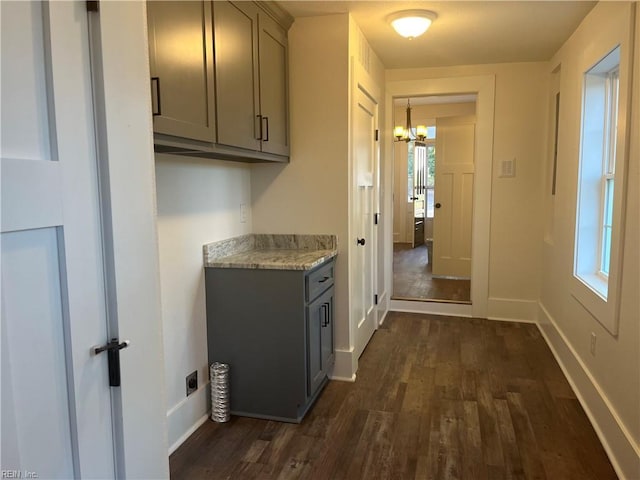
357 238 366 246
435 203 441 208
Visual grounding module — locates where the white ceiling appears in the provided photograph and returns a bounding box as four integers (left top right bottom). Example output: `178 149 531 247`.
278 1 596 69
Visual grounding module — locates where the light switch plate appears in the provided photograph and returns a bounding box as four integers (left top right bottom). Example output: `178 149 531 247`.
240 203 247 223
500 158 516 178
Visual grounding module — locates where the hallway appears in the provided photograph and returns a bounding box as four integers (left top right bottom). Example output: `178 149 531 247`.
170 312 616 479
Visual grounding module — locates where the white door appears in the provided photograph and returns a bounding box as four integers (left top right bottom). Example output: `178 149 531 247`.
432 115 475 278
352 79 378 359
1 2 116 477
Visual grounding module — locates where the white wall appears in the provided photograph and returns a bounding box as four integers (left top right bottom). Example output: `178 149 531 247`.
538 3 639 478
251 14 386 379
155 154 252 451
387 63 548 320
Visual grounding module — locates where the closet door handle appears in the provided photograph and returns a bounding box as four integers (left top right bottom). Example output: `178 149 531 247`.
151 77 161 116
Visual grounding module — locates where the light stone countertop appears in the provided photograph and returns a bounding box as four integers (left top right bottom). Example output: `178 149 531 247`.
203 234 337 270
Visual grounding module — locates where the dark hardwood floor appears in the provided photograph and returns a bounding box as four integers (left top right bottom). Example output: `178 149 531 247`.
393 243 471 303
170 312 617 480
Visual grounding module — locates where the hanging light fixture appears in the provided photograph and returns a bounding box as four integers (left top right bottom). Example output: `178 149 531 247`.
388 10 437 39
394 99 427 144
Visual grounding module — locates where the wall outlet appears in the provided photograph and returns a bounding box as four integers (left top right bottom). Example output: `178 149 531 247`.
590 332 597 356
186 370 198 396
240 203 248 223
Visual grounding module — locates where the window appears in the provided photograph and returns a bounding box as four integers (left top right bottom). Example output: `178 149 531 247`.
407 126 436 218
574 47 620 300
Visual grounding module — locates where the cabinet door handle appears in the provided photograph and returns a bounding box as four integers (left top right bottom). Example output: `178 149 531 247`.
256 114 263 140
321 303 330 327
262 116 269 142
319 276 330 283
151 77 162 116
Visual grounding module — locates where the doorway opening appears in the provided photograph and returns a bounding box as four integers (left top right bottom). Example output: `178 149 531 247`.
391 95 477 303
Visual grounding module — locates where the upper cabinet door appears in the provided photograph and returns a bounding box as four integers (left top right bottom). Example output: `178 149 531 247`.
258 12 289 156
213 1 261 152
147 1 215 142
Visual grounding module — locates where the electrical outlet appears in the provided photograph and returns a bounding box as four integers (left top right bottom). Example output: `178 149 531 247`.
590 332 597 356
240 203 247 223
186 370 198 396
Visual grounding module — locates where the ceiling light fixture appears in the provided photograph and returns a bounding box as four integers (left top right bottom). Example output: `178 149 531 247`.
388 10 437 39
394 99 427 144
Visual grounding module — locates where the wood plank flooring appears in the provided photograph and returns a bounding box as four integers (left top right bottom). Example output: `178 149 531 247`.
170 312 617 480
393 243 471 303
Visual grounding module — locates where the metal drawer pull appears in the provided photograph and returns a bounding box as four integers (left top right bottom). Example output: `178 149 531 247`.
318 276 331 283
357 238 366 246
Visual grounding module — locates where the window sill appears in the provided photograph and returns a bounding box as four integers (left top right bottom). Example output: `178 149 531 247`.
571 272 618 335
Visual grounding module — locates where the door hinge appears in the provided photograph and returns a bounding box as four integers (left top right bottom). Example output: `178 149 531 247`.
374 294 379 305
375 129 379 141
86 1 99 12
374 213 380 225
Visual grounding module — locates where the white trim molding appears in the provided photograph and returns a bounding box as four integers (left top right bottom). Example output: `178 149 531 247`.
390 299 472 318
487 297 539 323
330 347 358 382
384 74 496 320
537 303 640 479
166 383 210 454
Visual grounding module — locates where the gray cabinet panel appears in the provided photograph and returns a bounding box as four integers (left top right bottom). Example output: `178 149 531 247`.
258 13 289 156
213 1 260 151
205 258 335 422
147 1 215 142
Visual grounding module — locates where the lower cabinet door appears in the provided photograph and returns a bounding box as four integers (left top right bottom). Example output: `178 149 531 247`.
306 293 325 397
307 287 335 398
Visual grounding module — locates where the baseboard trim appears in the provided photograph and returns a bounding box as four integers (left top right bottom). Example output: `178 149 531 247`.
390 299 472 317
166 382 210 455
537 303 640 480
487 297 538 323
377 290 389 326
331 346 357 381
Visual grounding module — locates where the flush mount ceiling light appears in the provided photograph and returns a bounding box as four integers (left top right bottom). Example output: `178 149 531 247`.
388 10 437 39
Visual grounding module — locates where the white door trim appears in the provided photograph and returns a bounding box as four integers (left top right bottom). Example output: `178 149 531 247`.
385 75 496 318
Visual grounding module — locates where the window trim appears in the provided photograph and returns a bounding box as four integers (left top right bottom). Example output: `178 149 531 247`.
571 43 630 336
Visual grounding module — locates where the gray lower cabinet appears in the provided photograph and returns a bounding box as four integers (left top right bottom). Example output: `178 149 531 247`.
205 259 335 422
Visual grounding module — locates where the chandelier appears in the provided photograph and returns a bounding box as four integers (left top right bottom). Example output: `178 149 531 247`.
394 99 427 144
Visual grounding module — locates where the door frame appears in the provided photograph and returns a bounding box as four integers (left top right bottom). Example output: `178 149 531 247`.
384 75 495 318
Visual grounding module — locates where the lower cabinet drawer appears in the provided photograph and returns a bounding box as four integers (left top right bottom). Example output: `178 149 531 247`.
306 260 334 301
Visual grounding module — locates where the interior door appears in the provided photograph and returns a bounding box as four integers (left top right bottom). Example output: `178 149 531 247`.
1 2 116 477
432 115 475 278
352 78 378 359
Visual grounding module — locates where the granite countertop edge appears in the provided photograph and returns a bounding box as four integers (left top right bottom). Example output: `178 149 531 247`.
203 234 338 271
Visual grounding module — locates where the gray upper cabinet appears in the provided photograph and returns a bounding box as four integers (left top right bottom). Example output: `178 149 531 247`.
258 11 289 156
147 1 216 142
148 0 291 163
212 1 261 152
213 1 290 157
